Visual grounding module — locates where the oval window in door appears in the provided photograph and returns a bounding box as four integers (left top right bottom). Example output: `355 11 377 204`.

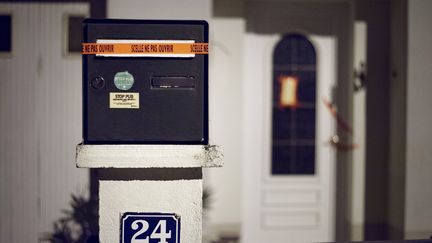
271 33 317 175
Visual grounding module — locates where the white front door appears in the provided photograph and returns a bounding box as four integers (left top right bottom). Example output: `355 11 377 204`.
241 33 337 243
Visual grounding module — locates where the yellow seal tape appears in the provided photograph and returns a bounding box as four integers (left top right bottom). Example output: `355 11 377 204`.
81 43 208 55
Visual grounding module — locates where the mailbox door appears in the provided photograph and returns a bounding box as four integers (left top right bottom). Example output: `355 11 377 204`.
83 19 208 144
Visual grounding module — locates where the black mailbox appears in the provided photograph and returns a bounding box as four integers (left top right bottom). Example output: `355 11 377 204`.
82 19 208 144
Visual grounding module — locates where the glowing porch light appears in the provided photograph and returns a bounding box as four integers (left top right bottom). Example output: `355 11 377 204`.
279 76 298 108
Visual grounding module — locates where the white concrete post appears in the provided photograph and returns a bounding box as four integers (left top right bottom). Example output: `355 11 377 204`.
76 144 223 243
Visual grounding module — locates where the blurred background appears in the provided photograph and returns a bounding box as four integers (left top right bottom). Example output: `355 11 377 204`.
0 0 431 242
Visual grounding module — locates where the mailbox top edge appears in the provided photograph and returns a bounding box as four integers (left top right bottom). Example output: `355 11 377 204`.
83 18 209 28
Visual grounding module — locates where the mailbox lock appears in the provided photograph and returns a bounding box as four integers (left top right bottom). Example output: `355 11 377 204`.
91 76 105 90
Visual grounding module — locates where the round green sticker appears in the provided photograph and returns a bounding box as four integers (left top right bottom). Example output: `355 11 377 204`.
114 71 134 90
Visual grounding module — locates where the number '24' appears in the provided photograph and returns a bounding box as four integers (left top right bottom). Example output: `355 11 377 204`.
131 219 172 243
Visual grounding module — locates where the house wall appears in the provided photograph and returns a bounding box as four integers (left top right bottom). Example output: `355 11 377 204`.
388 0 407 239
0 3 89 242
205 18 244 231
405 0 432 238
108 0 211 21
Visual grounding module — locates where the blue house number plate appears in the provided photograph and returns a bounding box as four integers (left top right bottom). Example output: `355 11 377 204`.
121 212 181 243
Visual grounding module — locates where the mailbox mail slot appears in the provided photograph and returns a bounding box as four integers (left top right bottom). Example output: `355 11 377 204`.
82 19 208 144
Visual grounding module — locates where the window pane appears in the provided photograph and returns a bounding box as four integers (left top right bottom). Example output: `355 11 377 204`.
272 109 293 140
68 16 85 53
272 145 293 175
271 145 315 175
295 109 316 140
294 145 315 174
0 15 12 52
297 73 316 102
271 34 316 175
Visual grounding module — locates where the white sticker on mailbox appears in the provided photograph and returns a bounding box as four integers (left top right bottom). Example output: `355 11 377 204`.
110 92 139 109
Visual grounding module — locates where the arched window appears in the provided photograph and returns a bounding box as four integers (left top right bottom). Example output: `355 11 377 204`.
271 34 316 175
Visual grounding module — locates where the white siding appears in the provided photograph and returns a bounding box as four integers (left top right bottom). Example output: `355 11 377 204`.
0 3 89 242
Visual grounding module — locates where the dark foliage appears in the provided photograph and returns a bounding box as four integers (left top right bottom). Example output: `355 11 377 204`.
42 194 98 243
